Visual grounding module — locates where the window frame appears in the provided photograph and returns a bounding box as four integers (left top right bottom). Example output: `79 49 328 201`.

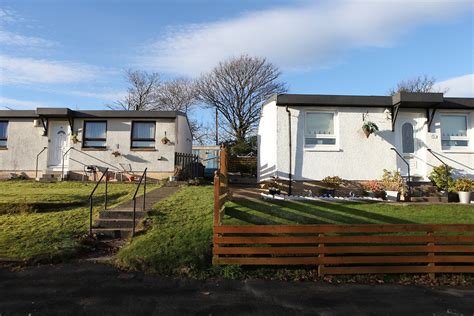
130 120 156 149
82 120 108 149
440 114 470 151
303 110 339 151
0 120 8 149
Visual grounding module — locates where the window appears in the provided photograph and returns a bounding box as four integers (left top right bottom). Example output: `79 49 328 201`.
83 121 107 148
131 121 156 148
0 121 8 148
440 115 469 149
401 122 414 154
304 112 336 147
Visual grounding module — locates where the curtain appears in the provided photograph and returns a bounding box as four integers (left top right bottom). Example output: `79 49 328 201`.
0 122 7 139
305 113 334 135
441 116 467 137
133 122 155 139
85 122 106 139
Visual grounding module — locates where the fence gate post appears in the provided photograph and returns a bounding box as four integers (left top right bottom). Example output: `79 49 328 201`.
427 231 435 279
318 233 325 277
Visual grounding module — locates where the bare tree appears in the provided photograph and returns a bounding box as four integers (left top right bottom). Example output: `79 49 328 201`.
196 55 287 142
389 74 446 95
153 77 198 113
111 70 161 111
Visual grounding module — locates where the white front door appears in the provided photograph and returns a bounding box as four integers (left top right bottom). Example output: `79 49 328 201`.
48 122 70 169
395 114 426 177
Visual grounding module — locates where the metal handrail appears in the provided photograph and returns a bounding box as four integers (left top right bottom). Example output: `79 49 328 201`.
390 147 412 197
88 168 109 236
132 168 147 237
35 147 48 179
61 147 74 180
427 148 450 193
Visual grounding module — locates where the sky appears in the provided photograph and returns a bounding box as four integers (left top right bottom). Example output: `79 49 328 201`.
0 0 473 125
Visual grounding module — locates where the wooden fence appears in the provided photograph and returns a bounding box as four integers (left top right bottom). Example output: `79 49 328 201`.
175 152 202 180
212 146 474 276
213 224 474 276
213 145 228 225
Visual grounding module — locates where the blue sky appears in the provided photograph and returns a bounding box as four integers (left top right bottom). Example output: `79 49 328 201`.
0 0 473 125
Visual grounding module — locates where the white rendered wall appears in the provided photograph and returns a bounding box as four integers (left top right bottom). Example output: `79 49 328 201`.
174 115 193 154
257 101 278 182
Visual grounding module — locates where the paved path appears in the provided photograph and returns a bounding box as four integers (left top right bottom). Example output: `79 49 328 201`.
1 262 473 315
112 184 180 211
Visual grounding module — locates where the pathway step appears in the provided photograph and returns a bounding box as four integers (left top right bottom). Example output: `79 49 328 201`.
93 228 133 239
99 210 147 220
94 219 135 229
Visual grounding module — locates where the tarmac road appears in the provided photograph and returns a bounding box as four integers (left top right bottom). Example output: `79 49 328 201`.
1 262 473 315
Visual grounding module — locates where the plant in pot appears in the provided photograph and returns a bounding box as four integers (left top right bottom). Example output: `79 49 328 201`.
321 176 343 197
363 180 384 199
428 164 457 202
454 178 473 204
362 121 379 138
381 169 404 201
161 132 170 145
268 176 281 196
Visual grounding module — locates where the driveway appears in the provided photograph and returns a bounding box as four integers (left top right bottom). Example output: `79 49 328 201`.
1 262 473 315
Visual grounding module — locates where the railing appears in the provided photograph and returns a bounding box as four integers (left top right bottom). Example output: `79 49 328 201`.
175 152 201 180
88 168 109 236
390 147 412 197
131 168 147 236
35 147 48 179
427 148 450 193
61 147 74 180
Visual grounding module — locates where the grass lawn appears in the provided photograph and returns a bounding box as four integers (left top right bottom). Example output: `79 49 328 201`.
223 198 474 225
117 186 473 278
117 186 214 276
0 180 159 262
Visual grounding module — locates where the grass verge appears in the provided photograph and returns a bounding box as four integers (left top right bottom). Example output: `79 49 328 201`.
0 180 159 262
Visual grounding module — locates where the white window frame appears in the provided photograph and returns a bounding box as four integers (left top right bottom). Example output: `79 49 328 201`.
440 113 471 152
304 110 339 151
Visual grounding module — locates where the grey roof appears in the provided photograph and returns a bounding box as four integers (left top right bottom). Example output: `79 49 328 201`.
0 108 185 119
273 92 474 110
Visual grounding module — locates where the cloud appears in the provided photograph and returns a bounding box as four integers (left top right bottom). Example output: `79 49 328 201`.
0 30 55 48
140 0 472 76
0 96 47 109
0 7 22 23
52 89 127 101
0 55 98 85
434 74 474 97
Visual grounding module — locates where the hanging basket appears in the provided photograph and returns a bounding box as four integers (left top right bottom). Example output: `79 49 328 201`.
362 127 371 138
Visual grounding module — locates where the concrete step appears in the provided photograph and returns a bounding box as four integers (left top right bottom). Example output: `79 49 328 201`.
410 196 449 203
92 228 133 239
94 219 135 229
98 210 147 220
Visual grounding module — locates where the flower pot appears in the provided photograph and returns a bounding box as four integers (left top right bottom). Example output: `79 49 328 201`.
458 191 472 204
385 190 399 201
362 127 371 138
448 192 459 203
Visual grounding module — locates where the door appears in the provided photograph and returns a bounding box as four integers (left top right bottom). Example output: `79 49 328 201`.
48 122 70 169
395 115 425 177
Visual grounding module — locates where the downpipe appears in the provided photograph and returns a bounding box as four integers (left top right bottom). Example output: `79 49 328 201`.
286 106 292 195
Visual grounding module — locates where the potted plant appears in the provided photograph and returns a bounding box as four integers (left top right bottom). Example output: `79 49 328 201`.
268 176 281 196
363 180 384 198
111 150 121 157
454 178 473 204
381 169 404 201
428 164 457 202
321 176 343 197
362 121 379 138
161 132 170 145
71 134 80 144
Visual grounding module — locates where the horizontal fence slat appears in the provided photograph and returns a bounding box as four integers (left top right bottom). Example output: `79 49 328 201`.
213 245 474 255
214 224 474 234
214 235 474 245
214 257 319 265
323 256 474 264
323 266 474 275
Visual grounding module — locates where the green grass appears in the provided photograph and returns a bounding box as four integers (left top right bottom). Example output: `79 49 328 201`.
223 198 474 225
0 180 159 262
117 186 214 276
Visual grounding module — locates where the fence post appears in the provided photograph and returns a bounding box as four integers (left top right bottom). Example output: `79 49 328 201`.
318 233 325 277
427 231 435 279
214 171 221 226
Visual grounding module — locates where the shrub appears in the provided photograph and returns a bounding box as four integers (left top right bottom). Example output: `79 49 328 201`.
429 164 455 192
381 169 405 192
454 178 474 192
321 176 343 188
363 180 381 192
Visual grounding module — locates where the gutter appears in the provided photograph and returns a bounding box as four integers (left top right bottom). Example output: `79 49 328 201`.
285 105 292 195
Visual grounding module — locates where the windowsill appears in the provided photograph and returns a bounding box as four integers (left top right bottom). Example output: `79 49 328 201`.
81 147 107 151
304 147 341 152
441 149 474 154
0 147 7 150
130 148 157 152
